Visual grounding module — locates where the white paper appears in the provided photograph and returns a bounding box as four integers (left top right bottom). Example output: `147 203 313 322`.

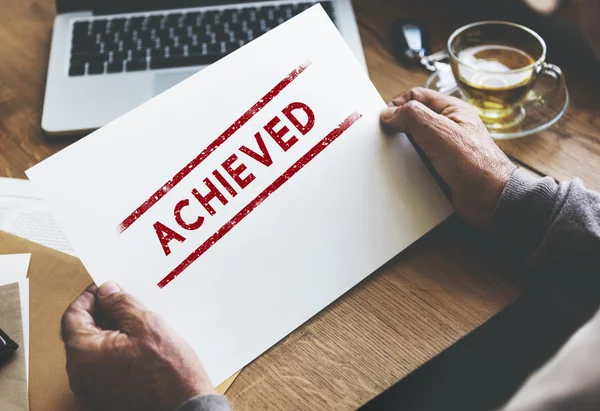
0 177 75 256
0 254 31 383
26 6 452 385
20 279 29 385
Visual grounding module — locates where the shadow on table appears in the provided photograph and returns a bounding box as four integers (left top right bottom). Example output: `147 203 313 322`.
360 284 599 411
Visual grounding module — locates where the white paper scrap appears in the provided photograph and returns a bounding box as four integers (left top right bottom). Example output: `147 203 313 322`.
0 254 31 383
0 177 75 256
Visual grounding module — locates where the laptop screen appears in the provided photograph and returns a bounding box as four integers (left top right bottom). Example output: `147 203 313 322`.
56 0 281 14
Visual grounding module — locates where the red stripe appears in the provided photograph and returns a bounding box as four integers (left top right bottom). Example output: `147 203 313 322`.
158 111 363 288
117 61 312 234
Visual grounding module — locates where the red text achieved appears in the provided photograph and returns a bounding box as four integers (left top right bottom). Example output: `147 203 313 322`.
153 101 315 256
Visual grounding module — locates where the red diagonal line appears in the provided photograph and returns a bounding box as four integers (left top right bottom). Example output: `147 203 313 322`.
117 60 312 234
158 111 363 288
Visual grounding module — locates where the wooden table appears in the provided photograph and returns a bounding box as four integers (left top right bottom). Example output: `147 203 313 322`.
1 1 599 409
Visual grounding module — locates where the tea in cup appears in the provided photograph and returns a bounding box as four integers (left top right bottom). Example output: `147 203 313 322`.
447 21 564 129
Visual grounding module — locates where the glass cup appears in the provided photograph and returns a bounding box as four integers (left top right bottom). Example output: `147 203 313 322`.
447 21 565 129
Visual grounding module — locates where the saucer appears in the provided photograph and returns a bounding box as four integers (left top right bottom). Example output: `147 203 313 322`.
425 69 569 139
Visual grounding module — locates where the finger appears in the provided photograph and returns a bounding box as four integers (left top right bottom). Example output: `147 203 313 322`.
389 87 471 115
61 284 101 343
96 281 154 336
381 99 452 136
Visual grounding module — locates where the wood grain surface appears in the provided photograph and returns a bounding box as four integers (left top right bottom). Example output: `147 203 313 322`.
0 0 599 410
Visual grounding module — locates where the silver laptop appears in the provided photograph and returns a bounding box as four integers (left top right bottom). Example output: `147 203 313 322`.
42 0 366 136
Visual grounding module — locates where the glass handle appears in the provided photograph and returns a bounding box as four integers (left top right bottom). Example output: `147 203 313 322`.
541 62 565 91
525 62 565 107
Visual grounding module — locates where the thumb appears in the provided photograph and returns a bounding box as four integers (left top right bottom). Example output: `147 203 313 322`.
96 281 151 336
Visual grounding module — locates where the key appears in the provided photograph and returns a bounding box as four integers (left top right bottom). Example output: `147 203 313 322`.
73 21 90 35
148 15 164 28
165 13 183 26
102 40 120 51
188 44 205 55
72 30 95 44
92 19 108 33
110 50 128 62
68 63 85 76
71 42 101 54
183 12 200 26
168 46 185 57
131 49 147 60
107 60 124 73
87 61 105 74
126 59 147 71
128 16 145 31
173 26 189 39
150 47 167 59
109 18 126 32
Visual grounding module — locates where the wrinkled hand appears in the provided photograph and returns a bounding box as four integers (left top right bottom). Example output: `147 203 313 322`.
61 282 215 411
381 87 517 229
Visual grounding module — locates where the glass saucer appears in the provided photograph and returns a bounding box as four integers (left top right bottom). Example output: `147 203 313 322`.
425 69 569 140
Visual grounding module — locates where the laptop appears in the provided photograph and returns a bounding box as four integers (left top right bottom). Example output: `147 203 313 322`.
42 0 367 136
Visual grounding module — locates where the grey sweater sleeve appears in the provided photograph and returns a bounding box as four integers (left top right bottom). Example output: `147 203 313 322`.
494 168 600 290
496 168 600 411
175 394 232 411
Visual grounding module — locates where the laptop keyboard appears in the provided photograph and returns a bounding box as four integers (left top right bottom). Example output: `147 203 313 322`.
68 2 335 76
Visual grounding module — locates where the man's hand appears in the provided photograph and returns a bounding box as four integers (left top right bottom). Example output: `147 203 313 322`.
61 282 216 411
381 87 517 229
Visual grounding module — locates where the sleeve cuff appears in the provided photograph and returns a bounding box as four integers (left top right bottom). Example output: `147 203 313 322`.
493 168 559 257
175 394 232 411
